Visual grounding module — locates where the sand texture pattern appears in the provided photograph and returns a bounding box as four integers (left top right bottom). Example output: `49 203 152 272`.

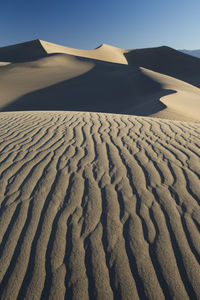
0 111 199 299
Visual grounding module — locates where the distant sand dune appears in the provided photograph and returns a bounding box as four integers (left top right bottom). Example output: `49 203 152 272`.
0 39 127 65
0 40 46 62
40 40 128 65
125 46 200 88
0 42 200 120
0 111 200 299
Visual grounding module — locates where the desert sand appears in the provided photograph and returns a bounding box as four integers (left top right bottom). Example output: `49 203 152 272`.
0 40 200 299
0 40 200 121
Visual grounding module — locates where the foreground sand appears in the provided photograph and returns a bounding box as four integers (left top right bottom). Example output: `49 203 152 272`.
0 111 199 299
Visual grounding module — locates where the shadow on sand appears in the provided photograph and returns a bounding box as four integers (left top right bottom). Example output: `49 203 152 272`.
125 46 200 88
1 62 176 116
0 40 47 63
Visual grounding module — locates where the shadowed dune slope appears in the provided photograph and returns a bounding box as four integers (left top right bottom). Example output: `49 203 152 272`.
0 57 173 115
125 46 200 87
1 40 200 120
0 39 127 65
0 53 95 110
0 40 47 62
1 40 200 84
0 111 200 299
0 49 200 120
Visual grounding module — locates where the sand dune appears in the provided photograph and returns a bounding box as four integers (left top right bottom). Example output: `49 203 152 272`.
125 46 200 88
139 68 200 120
0 111 199 299
0 40 46 62
40 40 128 65
0 39 127 65
0 40 200 120
0 40 200 299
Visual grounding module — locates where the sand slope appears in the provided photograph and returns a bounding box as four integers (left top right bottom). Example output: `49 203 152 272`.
125 46 200 88
0 40 200 121
0 39 127 65
0 111 200 299
40 40 128 65
0 40 46 63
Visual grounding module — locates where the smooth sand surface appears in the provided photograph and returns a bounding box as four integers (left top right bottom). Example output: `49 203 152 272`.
0 40 200 120
0 40 200 299
40 40 128 65
0 111 199 299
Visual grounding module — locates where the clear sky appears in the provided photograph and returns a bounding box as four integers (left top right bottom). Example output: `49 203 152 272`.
0 0 200 50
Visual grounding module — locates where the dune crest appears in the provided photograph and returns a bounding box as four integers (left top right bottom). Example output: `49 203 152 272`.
39 40 128 64
1 40 200 120
125 46 200 87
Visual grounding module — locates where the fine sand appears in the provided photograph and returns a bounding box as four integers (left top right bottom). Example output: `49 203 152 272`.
0 40 200 121
0 111 199 299
0 40 200 299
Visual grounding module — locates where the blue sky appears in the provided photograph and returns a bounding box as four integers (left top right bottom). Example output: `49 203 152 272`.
0 0 200 50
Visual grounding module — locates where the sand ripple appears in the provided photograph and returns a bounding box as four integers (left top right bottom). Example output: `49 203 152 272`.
0 111 199 299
